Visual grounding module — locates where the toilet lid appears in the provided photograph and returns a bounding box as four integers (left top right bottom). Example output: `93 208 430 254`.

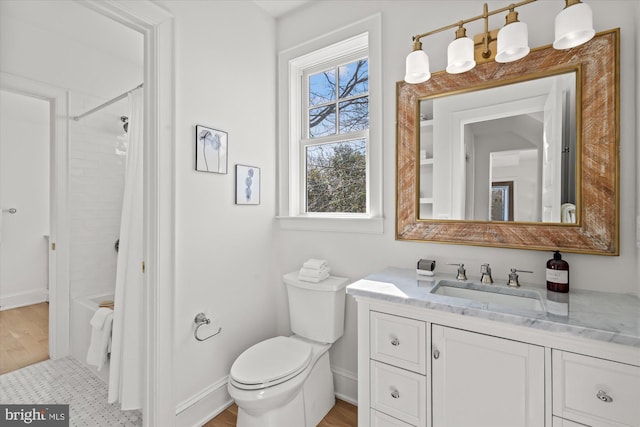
230 336 312 388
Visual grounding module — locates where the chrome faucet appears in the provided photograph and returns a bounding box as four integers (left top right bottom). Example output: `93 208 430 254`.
480 263 493 284
448 263 467 281
507 268 533 287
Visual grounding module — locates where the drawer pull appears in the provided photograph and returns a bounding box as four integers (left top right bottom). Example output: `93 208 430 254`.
391 389 400 399
390 337 400 346
433 349 440 359
596 390 613 403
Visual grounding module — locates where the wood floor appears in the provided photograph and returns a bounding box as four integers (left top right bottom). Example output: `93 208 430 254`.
203 399 357 427
0 302 49 374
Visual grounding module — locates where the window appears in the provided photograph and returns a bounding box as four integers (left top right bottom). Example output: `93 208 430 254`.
277 15 382 233
304 58 369 213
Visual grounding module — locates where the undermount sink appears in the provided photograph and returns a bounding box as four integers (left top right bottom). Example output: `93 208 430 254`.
430 280 545 313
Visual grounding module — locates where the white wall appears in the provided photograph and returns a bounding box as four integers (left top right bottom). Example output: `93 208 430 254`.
156 1 279 423
277 0 639 403
0 91 50 309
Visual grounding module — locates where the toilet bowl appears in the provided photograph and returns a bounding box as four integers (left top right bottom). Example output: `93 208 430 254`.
227 335 334 427
227 273 348 427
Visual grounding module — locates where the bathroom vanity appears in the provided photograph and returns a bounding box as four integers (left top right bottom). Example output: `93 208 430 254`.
346 268 640 427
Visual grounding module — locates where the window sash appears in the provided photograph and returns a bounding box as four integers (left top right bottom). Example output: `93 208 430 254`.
300 130 369 215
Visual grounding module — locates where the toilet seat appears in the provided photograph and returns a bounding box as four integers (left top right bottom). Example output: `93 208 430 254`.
230 336 312 390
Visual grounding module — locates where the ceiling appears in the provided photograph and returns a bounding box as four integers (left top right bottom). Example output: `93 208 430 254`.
253 0 312 18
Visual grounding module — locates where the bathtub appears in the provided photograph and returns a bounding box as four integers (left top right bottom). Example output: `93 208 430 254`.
71 292 114 383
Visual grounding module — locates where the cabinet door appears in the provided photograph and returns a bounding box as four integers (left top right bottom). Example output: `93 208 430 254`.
431 325 545 427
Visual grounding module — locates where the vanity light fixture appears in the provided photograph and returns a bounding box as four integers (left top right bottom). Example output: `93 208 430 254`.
405 40 431 83
404 0 596 83
553 0 595 49
495 7 530 63
446 24 476 74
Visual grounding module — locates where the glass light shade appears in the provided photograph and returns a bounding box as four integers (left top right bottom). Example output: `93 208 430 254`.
553 2 595 49
404 49 431 84
496 21 530 63
446 37 476 74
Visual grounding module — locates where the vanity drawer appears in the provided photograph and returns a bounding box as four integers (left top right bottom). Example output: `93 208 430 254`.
370 311 426 374
552 350 640 427
371 409 415 427
370 360 426 426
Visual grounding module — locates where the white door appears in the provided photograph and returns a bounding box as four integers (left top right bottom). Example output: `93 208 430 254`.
542 80 563 222
431 325 545 427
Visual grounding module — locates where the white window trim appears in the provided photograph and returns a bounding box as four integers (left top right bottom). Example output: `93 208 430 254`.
277 14 383 234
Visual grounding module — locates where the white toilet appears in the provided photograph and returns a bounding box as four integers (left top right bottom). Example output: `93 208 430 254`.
228 272 348 427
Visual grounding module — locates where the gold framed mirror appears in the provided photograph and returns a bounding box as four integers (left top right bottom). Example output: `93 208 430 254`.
396 29 619 255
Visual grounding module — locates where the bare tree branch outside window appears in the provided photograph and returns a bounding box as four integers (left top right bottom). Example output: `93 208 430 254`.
305 59 369 213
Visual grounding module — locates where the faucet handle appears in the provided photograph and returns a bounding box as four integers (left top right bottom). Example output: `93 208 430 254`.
448 263 467 281
480 263 493 284
507 268 533 287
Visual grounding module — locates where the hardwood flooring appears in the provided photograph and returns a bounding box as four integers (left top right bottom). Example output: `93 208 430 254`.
203 399 357 427
0 302 49 374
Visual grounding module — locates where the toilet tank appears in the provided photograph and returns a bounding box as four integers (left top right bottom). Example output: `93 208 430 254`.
283 272 348 344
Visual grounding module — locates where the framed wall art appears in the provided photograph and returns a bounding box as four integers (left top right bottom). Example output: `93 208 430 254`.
196 125 228 174
235 165 260 205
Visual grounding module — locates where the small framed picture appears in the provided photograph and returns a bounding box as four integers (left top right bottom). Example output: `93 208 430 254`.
235 165 260 205
196 125 228 174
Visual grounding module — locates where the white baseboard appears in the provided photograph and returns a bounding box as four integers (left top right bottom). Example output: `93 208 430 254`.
175 375 232 427
0 289 48 311
332 366 358 405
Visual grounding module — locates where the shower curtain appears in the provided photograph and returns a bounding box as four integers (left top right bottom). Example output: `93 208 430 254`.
109 88 143 410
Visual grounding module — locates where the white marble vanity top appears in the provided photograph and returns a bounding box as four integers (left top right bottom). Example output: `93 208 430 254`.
346 267 640 348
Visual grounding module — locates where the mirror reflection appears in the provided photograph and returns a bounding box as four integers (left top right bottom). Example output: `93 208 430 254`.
418 71 577 223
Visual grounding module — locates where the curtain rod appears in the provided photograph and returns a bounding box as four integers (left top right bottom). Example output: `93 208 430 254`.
71 83 143 121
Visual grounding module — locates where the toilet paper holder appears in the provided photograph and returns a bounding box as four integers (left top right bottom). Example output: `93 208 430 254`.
194 312 222 342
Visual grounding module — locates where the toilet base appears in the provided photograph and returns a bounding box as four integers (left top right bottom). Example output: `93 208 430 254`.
235 350 335 427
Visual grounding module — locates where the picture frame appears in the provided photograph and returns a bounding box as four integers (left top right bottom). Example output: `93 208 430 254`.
196 125 228 174
235 165 260 205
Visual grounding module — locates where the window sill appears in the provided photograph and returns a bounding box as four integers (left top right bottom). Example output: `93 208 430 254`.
276 215 383 234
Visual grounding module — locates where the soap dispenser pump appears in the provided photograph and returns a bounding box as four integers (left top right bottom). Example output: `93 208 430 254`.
546 251 569 293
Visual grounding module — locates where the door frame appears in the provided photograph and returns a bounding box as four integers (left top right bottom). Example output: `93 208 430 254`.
77 1 175 425
0 73 70 360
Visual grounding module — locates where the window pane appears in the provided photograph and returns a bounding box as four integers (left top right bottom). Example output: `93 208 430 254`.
306 139 366 213
309 69 336 106
309 104 336 138
339 96 369 133
338 59 368 99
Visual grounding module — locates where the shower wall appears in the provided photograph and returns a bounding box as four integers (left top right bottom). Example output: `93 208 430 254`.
68 96 128 300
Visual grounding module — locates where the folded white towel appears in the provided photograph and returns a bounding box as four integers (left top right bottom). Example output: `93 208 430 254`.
90 307 113 329
303 258 328 270
298 270 330 283
87 308 114 371
299 266 330 278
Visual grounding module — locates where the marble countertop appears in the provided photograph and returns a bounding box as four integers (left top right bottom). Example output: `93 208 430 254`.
346 267 640 348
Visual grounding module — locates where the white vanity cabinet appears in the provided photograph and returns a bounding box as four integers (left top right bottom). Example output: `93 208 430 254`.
353 297 640 427
552 350 640 427
431 325 545 427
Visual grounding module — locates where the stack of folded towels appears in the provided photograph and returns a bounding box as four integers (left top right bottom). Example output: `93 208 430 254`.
298 258 330 283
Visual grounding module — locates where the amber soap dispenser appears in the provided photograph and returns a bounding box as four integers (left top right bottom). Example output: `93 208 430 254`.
546 251 569 293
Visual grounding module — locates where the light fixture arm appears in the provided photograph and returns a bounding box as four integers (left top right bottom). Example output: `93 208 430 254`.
482 3 490 58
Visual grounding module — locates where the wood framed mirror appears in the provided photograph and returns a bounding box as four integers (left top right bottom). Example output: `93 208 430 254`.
396 29 619 255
